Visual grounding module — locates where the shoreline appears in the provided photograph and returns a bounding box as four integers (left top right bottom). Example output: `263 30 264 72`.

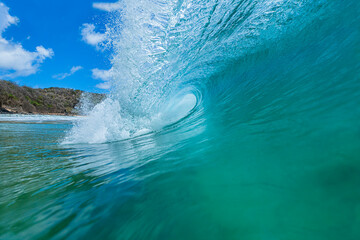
0 108 80 117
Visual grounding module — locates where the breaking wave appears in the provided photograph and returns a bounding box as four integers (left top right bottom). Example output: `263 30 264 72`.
64 0 359 144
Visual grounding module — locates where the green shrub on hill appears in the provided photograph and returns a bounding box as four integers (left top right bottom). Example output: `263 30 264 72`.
0 80 105 115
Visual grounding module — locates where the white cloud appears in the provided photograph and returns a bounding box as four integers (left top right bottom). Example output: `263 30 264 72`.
0 3 54 79
36 46 54 60
81 23 106 48
91 68 113 89
93 2 121 12
92 68 112 81
95 81 112 90
53 66 83 80
0 3 19 33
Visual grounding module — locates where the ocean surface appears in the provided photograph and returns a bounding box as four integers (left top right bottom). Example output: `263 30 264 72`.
1 0 360 239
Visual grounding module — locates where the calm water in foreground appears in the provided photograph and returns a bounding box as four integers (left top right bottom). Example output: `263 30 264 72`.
0 107 359 240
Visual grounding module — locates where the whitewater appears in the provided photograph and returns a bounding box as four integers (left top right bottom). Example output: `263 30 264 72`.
1 0 360 239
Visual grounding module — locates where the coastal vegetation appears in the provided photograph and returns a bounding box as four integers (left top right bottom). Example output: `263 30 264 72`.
0 80 105 115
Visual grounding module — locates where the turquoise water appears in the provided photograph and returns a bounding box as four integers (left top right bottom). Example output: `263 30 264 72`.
1 0 360 239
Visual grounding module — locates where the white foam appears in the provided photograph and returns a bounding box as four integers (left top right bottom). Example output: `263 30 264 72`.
0 114 81 123
63 92 197 144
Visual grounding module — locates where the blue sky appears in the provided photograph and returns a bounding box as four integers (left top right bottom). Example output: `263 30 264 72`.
0 0 119 92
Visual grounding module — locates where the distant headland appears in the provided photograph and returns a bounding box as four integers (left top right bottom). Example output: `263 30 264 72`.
0 80 105 115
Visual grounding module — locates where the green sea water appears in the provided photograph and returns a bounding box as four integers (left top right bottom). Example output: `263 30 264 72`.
1 0 360 239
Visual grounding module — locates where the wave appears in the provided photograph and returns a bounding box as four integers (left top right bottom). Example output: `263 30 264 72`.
64 0 359 144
